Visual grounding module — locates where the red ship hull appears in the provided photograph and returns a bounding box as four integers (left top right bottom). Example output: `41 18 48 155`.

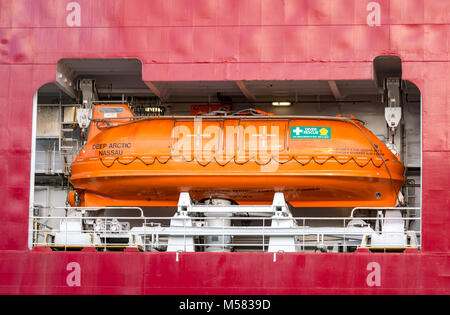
0 0 449 294
1 249 449 295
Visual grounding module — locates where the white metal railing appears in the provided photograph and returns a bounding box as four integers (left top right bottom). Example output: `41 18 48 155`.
31 206 421 253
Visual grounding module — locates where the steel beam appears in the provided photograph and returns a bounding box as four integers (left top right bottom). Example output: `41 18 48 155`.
236 80 256 101
328 80 342 100
97 88 156 96
145 82 168 101
55 62 77 99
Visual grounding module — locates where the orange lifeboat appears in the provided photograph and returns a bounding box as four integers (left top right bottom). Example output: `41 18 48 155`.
69 104 405 208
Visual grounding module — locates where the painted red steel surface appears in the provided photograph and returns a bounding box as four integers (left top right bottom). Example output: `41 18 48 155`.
0 0 449 294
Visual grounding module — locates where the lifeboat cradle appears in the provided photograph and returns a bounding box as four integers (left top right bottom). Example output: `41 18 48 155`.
31 192 420 253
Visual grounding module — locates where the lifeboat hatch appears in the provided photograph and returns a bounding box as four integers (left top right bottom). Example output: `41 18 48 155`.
30 58 421 253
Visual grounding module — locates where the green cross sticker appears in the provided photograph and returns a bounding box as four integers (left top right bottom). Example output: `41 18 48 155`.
290 126 331 139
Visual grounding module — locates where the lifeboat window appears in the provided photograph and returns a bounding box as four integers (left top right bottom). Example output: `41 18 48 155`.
98 107 125 114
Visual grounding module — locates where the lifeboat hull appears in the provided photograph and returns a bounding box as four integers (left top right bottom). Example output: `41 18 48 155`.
69 105 405 207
